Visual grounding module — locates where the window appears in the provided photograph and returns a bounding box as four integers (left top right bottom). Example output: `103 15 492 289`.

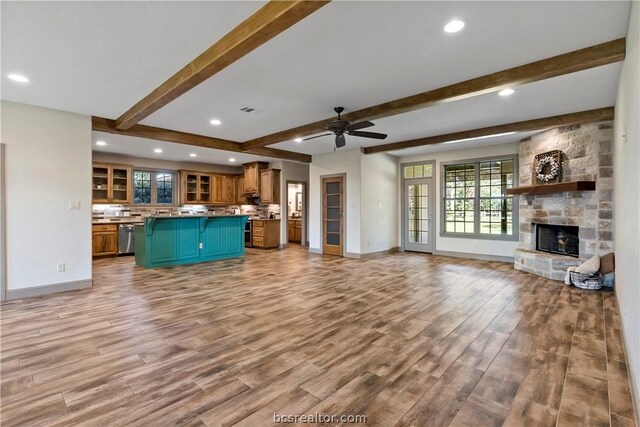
443 157 516 239
133 170 175 205
403 163 433 179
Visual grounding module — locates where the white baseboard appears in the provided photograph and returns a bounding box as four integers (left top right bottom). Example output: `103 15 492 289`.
6 279 92 300
433 250 514 264
309 247 322 254
616 291 640 425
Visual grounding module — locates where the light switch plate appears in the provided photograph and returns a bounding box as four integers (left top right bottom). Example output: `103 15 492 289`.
68 201 81 210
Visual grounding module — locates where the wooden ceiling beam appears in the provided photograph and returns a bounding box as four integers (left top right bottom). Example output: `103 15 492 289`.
92 117 311 163
362 107 615 154
115 0 330 130
241 38 625 150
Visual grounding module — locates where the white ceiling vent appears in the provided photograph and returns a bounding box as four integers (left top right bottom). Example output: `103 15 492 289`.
239 106 260 114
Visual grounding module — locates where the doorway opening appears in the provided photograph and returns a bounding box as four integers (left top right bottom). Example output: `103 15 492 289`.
287 181 306 246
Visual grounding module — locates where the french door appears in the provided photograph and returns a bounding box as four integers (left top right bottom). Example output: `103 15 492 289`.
322 176 344 256
404 178 434 253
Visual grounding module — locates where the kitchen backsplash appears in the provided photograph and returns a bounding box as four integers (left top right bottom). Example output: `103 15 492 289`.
92 204 281 223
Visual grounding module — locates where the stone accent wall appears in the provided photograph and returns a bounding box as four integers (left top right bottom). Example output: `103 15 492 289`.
514 122 614 280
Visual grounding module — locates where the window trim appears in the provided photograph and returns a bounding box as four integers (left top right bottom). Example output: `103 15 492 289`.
440 154 519 242
133 167 178 206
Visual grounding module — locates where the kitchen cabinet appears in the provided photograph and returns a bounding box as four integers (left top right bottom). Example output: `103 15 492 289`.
260 169 280 205
211 174 224 204
243 161 269 194
181 171 212 204
135 216 248 268
252 219 280 249
288 219 302 243
223 175 236 204
92 163 132 204
92 224 118 257
235 175 245 205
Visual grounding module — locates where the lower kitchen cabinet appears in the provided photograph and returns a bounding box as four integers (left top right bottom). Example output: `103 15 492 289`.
135 216 249 268
288 219 302 243
92 224 118 257
252 219 280 249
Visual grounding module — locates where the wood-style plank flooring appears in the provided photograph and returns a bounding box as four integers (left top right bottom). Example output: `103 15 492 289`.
1 246 636 426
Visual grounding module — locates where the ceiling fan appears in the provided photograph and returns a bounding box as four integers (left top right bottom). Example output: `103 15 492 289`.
301 107 387 149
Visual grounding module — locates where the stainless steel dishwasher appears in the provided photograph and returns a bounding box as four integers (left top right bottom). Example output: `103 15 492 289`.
118 224 136 255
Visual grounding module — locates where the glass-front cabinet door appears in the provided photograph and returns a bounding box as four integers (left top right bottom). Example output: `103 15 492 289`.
184 172 199 204
92 165 110 203
110 166 131 203
92 163 131 204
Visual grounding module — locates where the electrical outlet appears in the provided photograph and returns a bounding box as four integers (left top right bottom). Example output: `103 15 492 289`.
199 243 203 249
56 263 65 272
68 201 80 210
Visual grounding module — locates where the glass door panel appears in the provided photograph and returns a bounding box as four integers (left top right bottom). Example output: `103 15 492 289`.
322 176 343 256
404 177 433 252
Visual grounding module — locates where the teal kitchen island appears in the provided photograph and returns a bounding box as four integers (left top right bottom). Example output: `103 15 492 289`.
135 215 249 268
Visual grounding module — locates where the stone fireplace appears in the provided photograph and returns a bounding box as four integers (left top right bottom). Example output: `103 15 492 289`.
514 122 614 280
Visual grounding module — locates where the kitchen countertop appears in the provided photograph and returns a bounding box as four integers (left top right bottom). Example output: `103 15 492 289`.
92 215 278 224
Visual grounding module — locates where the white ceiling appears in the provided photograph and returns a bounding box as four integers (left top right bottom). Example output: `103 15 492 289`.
1 1 630 161
91 131 279 165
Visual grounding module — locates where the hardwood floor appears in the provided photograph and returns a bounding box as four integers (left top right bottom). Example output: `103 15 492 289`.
1 246 636 426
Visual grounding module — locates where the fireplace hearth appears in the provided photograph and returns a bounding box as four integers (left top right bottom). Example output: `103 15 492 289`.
535 223 579 258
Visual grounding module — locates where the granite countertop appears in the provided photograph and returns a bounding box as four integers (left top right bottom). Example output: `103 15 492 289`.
146 214 249 219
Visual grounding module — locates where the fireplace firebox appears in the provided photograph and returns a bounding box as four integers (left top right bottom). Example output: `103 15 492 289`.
534 223 579 257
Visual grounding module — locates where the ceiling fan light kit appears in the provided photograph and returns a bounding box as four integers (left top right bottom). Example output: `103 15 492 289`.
302 106 388 149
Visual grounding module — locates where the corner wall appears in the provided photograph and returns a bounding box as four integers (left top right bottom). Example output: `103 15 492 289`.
1 101 92 293
613 0 640 416
361 153 398 254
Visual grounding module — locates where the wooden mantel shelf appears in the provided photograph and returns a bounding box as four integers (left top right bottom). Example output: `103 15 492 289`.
506 181 596 195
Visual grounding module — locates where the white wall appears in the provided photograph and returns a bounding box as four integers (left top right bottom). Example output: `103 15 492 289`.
614 0 640 413
361 152 398 254
1 101 92 290
309 149 361 254
399 142 520 259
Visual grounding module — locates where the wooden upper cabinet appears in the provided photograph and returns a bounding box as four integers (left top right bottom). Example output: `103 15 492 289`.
243 161 269 194
260 169 280 205
235 175 245 205
211 174 224 204
92 163 132 204
223 175 236 204
181 171 213 204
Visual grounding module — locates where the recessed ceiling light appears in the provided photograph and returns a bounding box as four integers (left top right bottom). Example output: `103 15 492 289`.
95 141 107 146
210 119 222 126
294 138 303 143
189 153 197 157
444 20 465 33
154 148 163 154
498 88 515 96
8 73 29 83
228 158 236 163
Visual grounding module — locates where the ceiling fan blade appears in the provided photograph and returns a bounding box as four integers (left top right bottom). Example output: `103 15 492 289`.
346 121 374 131
347 130 388 140
335 134 346 148
302 133 332 141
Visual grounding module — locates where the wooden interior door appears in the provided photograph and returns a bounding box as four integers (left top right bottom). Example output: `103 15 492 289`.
322 176 344 256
